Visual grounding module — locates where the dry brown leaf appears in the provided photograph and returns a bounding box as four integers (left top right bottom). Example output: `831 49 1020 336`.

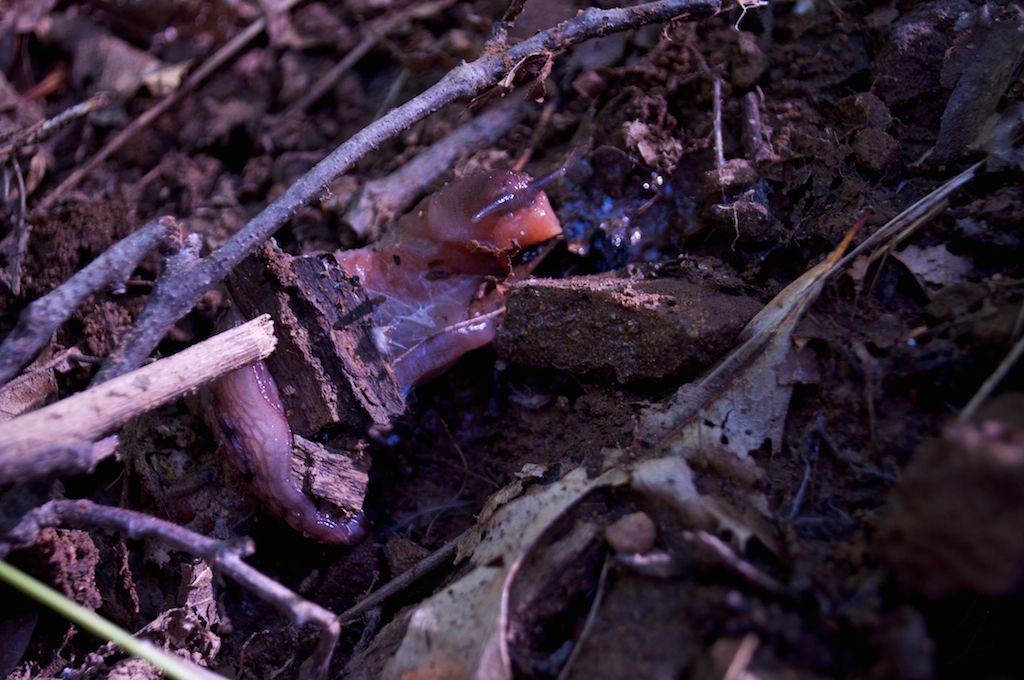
893 244 972 291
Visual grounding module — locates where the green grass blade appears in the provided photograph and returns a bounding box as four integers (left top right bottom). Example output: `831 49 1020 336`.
0 559 225 680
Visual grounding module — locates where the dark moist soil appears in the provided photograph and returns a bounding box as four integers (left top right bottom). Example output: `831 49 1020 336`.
2 0 1024 678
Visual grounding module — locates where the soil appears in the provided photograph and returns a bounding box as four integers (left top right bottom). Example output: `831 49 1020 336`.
2 0 1024 678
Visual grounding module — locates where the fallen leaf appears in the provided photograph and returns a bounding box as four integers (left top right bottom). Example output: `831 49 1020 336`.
893 243 972 290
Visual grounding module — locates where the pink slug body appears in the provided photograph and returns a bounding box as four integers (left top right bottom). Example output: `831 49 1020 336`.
335 168 562 388
210 169 561 543
208 311 366 544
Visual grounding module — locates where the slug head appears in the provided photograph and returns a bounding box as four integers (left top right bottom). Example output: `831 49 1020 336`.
420 169 561 252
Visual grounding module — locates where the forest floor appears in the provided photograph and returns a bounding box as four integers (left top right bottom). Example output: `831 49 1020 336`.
1 0 1024 678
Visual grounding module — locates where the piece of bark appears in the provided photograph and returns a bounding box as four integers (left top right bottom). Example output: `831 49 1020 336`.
292 435 370 519
228 241 405 436
495 273 762 381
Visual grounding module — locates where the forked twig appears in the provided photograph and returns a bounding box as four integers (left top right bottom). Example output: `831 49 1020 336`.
1 499 340 680
0 217 180 386
94 0 722 383
338 537 460 624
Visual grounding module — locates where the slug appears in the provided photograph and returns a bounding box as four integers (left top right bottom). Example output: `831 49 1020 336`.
335 168 562 388
209 169 561 542
208 307 367 544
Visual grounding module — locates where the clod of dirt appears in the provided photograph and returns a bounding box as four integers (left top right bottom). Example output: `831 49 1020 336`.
877 395 1024 598
873 0 974 108
852 127 900 174
496 272 762 381
595 86 682 175
32 528 102 609
19 197 135 299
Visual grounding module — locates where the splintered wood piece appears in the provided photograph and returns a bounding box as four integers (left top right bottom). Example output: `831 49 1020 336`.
293 435 371 518
228 240 405 436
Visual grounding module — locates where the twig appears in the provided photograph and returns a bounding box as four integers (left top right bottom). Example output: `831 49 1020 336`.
338 536 459 623
959 331 1024 422
0 314 276 477
712 77 725 169
485 0 530 53
97 0 721 382
723 633 759 680
741 90 774 162
1 499 340 680
280 0 456 119
555 555 611 680
0 93 109 165
683 530 785 594
32 0 302 214
0 217 180 386
345 97 527 238
0 436 119 484
2 158 30 295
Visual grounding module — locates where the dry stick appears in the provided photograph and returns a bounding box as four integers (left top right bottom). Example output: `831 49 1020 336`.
338 536 459 624
711 77 725 169
484 0 530 53
0 93 109 165
97 0 721 382
0 217 180 386
281 0 457 119
740 90 774 162
8 436 120 485
959 331 1024 422
345 96 527 238
2 499 341 680
32 0 302 214
0 314 276 477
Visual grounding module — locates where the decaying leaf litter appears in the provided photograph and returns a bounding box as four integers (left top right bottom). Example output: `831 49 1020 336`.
0 0 1023 678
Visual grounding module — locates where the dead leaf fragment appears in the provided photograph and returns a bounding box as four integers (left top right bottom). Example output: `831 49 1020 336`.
893 244 972 291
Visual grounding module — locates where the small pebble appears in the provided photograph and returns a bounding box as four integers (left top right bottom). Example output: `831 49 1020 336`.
604 512 656 554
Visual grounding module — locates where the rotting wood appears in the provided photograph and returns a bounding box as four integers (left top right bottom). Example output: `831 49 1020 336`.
0 315 277 476
227 242 405 435
293 435 371 522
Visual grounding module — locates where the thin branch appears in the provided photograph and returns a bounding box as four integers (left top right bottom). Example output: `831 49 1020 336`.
712 77 725 169
32 0 302 214
2 499 340 680
0 314 277 478
97 0 721 381
484 0 530 53
0 93 109 166
0 436 119 484
338 536 459 624
345 96 527 239
959 330 1024 422
740 90 774 163
280 0 457 119
0 217 180 386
